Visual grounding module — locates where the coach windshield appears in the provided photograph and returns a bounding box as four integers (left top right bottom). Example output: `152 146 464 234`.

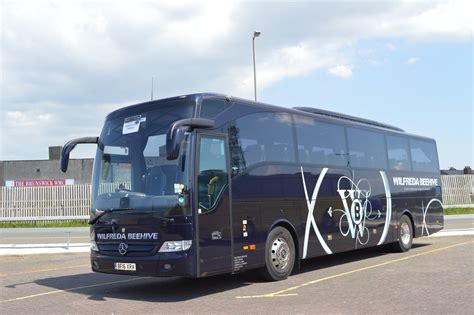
91 101 194 216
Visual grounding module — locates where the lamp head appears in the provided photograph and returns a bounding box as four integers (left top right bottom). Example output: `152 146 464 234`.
253 31 261 38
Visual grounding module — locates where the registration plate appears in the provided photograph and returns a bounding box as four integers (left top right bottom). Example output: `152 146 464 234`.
114 262 136 271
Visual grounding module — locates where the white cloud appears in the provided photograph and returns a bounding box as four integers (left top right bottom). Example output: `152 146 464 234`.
1 0 472 160
406 0 473 40
1 100 133 160
221 42 345 96
328 65 353 79
405 57 420 65
6 111 53 127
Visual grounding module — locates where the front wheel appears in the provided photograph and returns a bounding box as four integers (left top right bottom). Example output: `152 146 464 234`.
392 215 413 252
261 226 296 281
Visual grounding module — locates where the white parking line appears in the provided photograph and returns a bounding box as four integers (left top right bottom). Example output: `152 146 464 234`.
429 228 474 237
0 243 90 255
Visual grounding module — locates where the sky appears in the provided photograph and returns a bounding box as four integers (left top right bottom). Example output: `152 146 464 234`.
1 0 473 170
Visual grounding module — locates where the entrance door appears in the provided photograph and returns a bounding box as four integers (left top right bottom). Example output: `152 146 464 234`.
196 134 232 276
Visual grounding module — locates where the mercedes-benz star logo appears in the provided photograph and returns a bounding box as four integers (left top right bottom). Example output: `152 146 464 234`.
118 242 128 256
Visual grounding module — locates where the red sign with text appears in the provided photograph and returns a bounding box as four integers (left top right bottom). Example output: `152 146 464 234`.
5 179 74 187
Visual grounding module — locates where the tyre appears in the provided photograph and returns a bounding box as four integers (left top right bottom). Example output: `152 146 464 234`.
261 226 296 281
392 215 413 252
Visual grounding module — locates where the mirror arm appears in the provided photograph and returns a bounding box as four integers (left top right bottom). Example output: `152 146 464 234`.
166 118 215 160
169 118 214 134
62 137 99 150
60 137 98 173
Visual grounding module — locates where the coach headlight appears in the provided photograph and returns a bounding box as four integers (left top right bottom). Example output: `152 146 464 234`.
159 240 192 252
90 240 99 252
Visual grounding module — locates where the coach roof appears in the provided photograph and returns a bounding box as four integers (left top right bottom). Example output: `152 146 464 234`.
105 92 438 142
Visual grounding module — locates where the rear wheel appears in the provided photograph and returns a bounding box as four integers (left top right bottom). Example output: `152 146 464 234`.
392 215 413 252
261 226 295 281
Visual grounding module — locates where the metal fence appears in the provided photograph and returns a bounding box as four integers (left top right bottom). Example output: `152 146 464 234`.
0 176 473 221
441 174 474 206
0 184 91 221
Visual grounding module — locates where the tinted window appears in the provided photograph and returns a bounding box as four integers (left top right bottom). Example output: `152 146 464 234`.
200 99 230 118
143 134 167 167
347 128 387 169
386 135 411 171
93 101 193 201
228 112 296 173
410 139 439 172
294 115 348 166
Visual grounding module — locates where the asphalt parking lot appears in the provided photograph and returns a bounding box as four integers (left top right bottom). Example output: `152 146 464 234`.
1 235 473 314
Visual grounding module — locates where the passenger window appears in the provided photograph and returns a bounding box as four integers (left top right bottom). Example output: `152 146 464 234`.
347 128 387 169
198 137 228 212
294 115 348 166
200 99 231 118
229 112 296 172
410 139 439 173
386 135 411 171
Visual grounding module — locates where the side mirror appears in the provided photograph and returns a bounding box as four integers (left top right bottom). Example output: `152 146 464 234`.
60 137 99 172
166 125 190 161
166 118 214 160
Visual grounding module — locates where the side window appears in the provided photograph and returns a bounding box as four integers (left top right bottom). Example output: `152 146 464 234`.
347 128 387 169
410 139 439 173
229 112 296 173
386 135 411 171
294 115 348 166
198 137 228 212
200 99 231 118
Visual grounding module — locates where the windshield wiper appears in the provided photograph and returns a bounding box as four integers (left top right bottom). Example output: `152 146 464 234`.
88 208 132 225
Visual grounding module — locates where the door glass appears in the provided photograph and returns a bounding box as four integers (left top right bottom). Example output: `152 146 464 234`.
198 137 228 213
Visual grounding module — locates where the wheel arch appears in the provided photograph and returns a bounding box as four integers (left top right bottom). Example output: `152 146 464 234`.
269 219 300 267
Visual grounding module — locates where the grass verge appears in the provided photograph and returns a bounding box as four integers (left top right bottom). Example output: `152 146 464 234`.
0 220 89 228
443 208 474 215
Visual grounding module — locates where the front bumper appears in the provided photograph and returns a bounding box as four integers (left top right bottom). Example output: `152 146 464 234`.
91 250 195 277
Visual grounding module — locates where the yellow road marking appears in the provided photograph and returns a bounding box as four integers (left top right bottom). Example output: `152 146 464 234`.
0 264 89 277
2 241 472 303
236 240 474 299
256 293 298 298
0 256 29 262
0 277 150 304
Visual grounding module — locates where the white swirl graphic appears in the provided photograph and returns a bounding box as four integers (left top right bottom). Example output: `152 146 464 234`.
301 168 392 257
329 176 381 246
421 198 443 236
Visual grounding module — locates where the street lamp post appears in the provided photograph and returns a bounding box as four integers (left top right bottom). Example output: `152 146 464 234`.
151 76 154 101
252 31 261 102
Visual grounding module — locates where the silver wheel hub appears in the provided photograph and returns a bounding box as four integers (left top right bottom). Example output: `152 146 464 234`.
401 221 411 245
271 237 290 270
